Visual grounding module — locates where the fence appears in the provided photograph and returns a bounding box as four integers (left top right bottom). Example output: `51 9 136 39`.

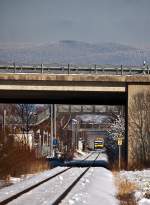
0 64 150 75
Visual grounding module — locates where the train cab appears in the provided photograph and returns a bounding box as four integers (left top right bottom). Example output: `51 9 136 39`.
94 137 104 150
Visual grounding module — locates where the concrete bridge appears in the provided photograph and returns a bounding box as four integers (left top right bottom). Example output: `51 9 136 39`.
0 72 150 168
0 73 149 103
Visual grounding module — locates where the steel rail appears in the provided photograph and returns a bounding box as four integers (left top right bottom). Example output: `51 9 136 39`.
52 152 101 205
0 152 94 205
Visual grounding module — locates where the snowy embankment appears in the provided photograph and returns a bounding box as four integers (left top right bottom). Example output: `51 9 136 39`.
0 174 36 189
0 166 118 205
73 150 88 160
0 152 118 205
0 167 67 203
0 151 89 190
61 167 119 205
120 169 150 205
74 150 108 162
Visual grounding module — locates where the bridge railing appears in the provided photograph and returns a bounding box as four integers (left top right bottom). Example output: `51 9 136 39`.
0 64 149 75
79 122 111 129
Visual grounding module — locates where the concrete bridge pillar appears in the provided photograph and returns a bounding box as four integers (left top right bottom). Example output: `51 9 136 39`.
127 84 150 168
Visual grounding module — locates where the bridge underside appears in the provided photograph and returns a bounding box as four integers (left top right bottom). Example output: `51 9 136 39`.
0 90 126 105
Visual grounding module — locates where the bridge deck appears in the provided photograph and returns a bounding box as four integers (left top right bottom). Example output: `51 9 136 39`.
0 73 149 104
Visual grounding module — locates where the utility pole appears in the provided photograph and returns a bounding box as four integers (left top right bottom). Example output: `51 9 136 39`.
72 119 78 150
118 145 121 170
2 109 7 143
121 64 123 75
50 104 54 157
94 64 97 73
53 104 57 140
41 64 43 74
53 104 57 157
117 134 123 170
76 121 79 149
50 104 57 157
68 64 70 74
13 62 16 73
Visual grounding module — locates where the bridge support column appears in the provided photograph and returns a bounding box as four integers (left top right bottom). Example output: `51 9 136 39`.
127 84 150 169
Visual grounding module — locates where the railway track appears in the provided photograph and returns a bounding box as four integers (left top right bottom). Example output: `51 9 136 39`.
53 152 101 205
0 152 96 205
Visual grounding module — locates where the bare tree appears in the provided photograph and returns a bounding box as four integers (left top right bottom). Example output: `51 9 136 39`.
15 104 35 144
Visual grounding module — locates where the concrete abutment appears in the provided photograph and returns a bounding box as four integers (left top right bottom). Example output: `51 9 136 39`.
127 84 150 168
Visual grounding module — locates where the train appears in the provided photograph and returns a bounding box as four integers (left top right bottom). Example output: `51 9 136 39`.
94 137 104 150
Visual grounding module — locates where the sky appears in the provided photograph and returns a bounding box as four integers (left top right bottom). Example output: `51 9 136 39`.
0 0 150 47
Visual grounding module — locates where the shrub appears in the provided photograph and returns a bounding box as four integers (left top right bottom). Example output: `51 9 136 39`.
115 176 138 205
0 140 48 179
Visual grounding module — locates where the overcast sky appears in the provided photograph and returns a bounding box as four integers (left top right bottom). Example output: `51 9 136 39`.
0 0 149 47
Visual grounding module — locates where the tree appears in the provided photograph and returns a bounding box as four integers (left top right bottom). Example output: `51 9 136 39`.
15 104 35 144
108 114 125 138
0 104 49 179
105 111 125 166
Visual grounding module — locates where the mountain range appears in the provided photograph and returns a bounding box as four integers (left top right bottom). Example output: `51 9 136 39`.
0 40 149 66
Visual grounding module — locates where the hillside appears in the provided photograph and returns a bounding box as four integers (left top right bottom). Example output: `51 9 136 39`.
0 40 149 66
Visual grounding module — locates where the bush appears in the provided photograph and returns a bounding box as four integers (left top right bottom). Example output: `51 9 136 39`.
0 139 48 179
115 175 137 205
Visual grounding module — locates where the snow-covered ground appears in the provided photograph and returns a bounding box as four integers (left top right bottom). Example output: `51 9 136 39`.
0 152 118 205
0 174 37 189
73 150 88 160
119 169 150 205
61 167 119 205
0 167 67 203
74 150 108 162
5 167 88 205
0 166 118 205
0 150 89 190
76 114 110 123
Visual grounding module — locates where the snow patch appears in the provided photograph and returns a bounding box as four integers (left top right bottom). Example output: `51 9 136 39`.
119 169 150 205
139 198 150 205
69 199 75 205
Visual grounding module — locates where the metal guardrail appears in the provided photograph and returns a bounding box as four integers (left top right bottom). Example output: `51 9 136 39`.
0 64 150 75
